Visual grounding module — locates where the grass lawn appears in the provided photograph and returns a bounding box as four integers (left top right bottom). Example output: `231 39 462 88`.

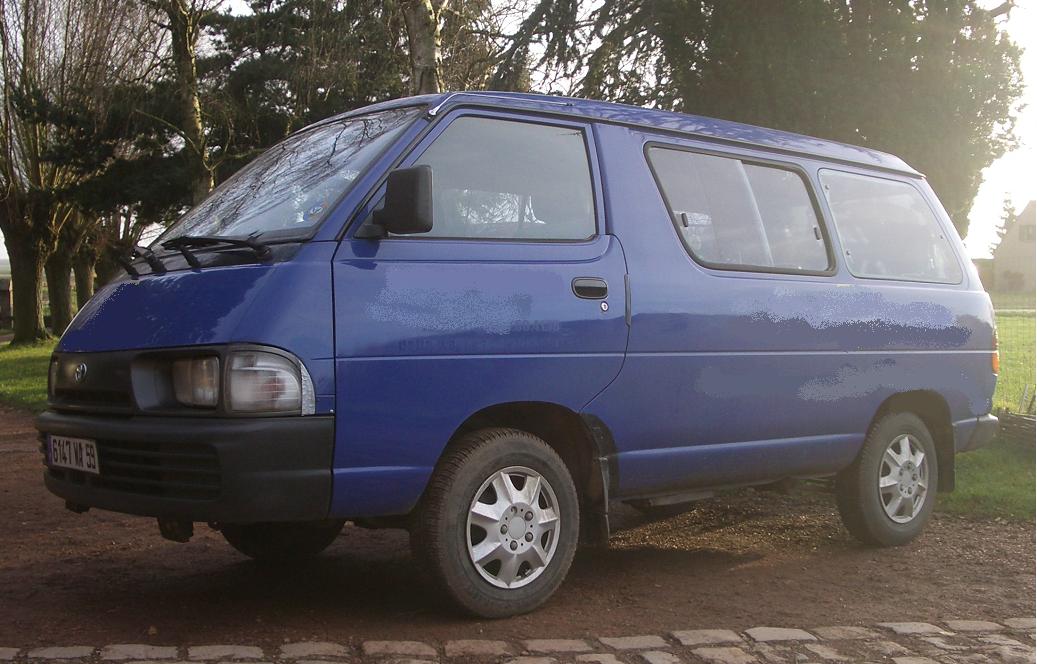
938 435 1035 520
0 341 54 412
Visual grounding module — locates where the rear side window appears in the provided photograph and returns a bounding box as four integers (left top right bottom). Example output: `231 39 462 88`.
820 170 962 284
647 147 830 273
410 116 596 240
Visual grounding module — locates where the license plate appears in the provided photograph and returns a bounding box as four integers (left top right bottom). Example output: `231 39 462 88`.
48 435 100 475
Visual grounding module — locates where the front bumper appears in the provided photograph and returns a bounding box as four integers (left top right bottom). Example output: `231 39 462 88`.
36 410 333 523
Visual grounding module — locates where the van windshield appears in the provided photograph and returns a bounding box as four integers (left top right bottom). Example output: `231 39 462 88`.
157 107 420 244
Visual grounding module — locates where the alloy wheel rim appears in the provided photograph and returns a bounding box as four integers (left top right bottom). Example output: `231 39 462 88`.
878 434 929 524
466 466 560 589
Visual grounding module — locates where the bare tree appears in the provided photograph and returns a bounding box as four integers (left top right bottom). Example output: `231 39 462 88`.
143 0 221 204
1 0 76 341
52 2 163 331
401 0 450 94
0 0 163 340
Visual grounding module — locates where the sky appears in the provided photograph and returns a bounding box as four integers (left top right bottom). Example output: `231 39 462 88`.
0 4 1033 263
964 0 1036 258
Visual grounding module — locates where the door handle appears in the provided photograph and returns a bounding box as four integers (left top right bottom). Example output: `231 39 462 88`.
572 277 608 299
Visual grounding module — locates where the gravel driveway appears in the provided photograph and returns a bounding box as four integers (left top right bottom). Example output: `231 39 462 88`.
1 404 1033 658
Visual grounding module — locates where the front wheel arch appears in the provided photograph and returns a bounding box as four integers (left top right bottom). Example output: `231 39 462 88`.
410 427 581 617
443 401 616 545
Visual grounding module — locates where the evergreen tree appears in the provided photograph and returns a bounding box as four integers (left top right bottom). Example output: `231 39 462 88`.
502 0 1024 238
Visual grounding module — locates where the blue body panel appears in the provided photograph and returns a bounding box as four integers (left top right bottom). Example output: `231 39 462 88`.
58 242 339 414
54 92 998 521
584 123 994 496
330 235 629 516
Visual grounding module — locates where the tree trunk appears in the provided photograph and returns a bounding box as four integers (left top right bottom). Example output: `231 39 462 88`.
165 0 213 204
402 0 445 95
73 251 96 309
4 230 50 344
94 253 121 290
45 250 74 335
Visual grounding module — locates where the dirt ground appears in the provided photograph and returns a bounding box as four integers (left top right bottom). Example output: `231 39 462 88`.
1 404 1033 647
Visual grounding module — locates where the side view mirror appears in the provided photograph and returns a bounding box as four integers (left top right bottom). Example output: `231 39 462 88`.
358 165 433 238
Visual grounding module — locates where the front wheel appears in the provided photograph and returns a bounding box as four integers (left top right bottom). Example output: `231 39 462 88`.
410 428 580 618
221 520 345 562
836 412 938 546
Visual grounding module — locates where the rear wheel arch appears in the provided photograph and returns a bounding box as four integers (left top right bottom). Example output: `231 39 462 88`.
869 390 955 492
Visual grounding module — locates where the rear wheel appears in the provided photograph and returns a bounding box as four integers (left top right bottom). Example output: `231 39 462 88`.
221 520 344 562
836 412 938 546
410 428 579 618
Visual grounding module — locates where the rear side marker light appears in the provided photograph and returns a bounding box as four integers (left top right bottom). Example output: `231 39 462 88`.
992 328 1000 375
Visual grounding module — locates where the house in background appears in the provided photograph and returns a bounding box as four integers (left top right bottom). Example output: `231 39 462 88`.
990 200 1036 293
972 257 994 290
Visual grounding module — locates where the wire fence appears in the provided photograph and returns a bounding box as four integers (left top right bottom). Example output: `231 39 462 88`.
994 312 1036 415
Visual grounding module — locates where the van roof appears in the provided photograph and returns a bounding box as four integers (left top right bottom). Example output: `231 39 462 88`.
341 91 919 177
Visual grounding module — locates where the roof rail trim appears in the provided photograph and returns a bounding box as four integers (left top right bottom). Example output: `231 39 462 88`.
428 92 575 117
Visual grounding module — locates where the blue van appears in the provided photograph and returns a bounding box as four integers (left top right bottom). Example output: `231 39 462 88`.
38 92 999 617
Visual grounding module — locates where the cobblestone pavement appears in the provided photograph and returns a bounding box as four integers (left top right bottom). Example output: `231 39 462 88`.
1 618 1032 664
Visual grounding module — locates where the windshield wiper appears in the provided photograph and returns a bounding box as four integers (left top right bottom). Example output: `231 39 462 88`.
161 238 202 268
133 245 166 273
116 255 140 279
160 234 272 266
116 245 166 278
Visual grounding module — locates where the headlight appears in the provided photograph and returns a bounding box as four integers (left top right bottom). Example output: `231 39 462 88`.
172 357 220 407
226 351 304 413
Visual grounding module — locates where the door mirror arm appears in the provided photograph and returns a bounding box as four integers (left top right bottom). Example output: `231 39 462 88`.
354 221 387 239
358 165 434 239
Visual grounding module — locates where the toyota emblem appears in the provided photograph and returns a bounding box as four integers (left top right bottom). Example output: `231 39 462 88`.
73 363 88 384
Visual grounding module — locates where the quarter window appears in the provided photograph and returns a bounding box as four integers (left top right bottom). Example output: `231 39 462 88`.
409 116 596 240
647 147 830 272
820 170 962 284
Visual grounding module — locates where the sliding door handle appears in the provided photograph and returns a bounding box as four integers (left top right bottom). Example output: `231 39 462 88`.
572 277 608 299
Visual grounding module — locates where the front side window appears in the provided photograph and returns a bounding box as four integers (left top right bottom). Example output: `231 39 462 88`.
820 170 962 284
158 107 420 243
408 116 596 240
648 147 830 272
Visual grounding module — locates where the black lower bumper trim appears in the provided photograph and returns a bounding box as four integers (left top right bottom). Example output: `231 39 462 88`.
37 410 333 523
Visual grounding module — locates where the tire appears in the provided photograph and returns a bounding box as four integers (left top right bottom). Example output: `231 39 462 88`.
836 412 939 547
410 428 580 618
221 520 345 562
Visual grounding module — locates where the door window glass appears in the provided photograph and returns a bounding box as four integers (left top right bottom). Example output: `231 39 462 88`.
409 116 596 240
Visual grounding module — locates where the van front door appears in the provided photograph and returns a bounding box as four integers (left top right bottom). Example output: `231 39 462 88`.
330 110 628 517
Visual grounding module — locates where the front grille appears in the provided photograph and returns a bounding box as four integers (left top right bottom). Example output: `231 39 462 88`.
50 351 135 414
48 438 220 500
53 388 133 409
